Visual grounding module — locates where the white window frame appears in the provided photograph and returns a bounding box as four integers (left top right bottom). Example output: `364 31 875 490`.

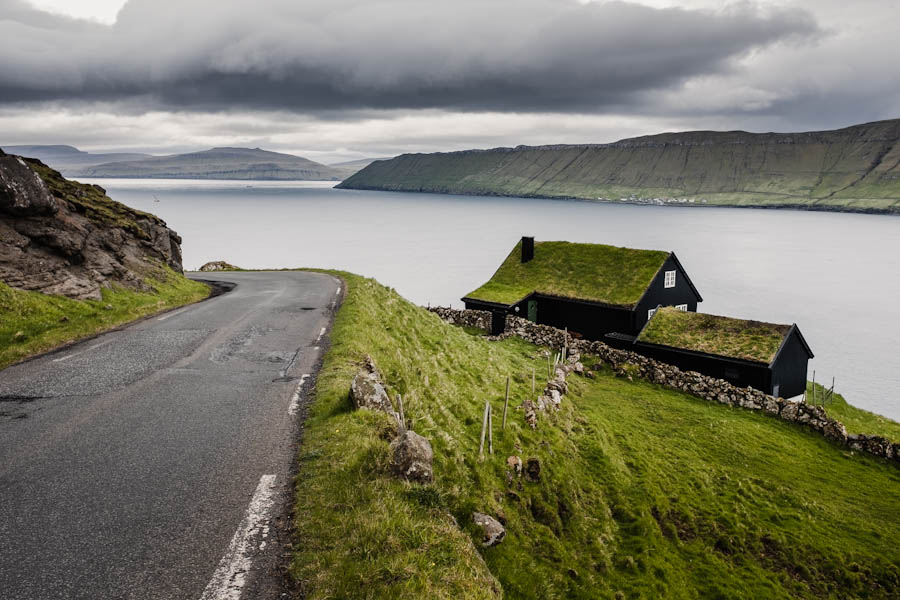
675 304 688 311
648 308 657 320
664 270 676 288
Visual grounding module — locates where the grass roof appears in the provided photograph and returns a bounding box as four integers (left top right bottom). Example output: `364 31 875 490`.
464 240 670 307
638 307 791 364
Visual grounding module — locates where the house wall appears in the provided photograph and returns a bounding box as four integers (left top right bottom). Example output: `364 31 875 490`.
634 255 702 331
770 330 812 398
530 295 633 340
632 342 773 393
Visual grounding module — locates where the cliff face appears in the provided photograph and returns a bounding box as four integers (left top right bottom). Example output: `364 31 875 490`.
338 119 900 213
0 149 185 300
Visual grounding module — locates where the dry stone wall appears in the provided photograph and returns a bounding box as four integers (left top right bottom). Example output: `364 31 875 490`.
428 307 899 465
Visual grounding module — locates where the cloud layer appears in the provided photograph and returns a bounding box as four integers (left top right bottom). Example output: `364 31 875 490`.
0 0 818 112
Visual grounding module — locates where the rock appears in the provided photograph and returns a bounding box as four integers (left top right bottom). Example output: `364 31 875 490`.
199 260 240 272
506 455 522 474
0 155 58 216
522 399 537 429
0 155 186 300
525 457 541 482
389 430 433 483
573 361 584 375
472 512 506 547
12 331 25 342
780 402 799 422
349 369 395 415
822 420 848 444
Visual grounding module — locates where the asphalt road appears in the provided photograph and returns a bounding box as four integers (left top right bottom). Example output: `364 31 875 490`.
0 271 341 600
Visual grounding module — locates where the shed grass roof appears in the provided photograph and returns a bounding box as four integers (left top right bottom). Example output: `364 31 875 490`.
638 307 791 364
464 240 670 307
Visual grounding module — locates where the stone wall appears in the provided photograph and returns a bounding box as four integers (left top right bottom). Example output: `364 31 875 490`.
429 308 899 465
428 306 493 332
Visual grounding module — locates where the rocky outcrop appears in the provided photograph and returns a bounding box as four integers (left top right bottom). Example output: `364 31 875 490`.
199 260 240 272
0 151 185 300
390 430 434 483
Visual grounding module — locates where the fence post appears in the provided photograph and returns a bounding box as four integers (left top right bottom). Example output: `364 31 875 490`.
502 376 510 429
397 394 405 432
478 399 490 456
488 403 494 455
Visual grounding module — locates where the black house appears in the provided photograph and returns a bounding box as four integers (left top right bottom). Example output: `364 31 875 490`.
462 237 703 338
634 307 814 398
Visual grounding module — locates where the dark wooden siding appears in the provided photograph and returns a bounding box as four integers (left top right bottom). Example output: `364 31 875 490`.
632 342 773 393
770 329 812 398
531 295 633 340
634 255 702 331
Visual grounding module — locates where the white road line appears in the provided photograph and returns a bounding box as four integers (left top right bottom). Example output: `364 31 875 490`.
52 340 109 363
199 474 278 600
315 327 326 343
288 374 310 416
157 307 188 321
335 286 341 296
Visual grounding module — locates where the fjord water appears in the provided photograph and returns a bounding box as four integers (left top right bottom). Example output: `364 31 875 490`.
88 179 900 420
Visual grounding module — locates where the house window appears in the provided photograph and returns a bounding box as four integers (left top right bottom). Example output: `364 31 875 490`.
648 308 657 320
664 270 676 288
675 304 688 311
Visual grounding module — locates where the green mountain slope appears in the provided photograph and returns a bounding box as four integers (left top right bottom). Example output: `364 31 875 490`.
338 119 900 214
291 271 900 599
78 147 346 180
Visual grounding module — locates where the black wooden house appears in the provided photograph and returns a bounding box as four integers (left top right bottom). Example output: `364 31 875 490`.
634 307 814 398
463 236 703 337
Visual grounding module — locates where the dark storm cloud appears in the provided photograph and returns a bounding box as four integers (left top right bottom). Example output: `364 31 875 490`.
0 0 819 113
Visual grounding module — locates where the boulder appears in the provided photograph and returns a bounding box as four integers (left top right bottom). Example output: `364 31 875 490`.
525 457 541 482
506 455 522 475
473 512 506 547
389 430 433 483
349 369 395 415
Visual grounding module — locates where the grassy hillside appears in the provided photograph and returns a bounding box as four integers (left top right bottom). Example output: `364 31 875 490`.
291 272 900 599
339 119 900 214
0 269 209 370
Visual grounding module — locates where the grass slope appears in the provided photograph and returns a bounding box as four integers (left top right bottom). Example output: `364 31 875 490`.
292 272 900 599
465 241 669 307
339 119 900 214
808 382 900 443
0 269 209 370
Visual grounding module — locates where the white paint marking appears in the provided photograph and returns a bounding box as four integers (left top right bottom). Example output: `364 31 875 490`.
315 327 326 343
288 374 310 416
157 307 188 321
335 286 341 296
199 474 278 600
52 340 109 363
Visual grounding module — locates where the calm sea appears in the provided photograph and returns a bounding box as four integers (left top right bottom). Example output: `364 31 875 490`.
84 179 900 420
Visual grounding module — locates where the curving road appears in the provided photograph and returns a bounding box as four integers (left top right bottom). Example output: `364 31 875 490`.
0 271 341 600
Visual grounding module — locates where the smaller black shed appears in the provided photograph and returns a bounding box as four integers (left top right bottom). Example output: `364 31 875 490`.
634 307 814 398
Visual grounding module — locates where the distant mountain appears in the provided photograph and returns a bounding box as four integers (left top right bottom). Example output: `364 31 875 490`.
338 119 900 214
2 145 151 174
327 157 392 178
76 147 349 181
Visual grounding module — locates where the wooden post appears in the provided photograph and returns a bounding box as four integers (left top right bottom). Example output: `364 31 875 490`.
811 370 816 405
532 367 535 394
397 394 405 431
478 399 490 456
488 403 494 454
502 376 510 429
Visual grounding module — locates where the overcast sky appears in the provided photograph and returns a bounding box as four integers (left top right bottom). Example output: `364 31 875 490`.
1 0 898 163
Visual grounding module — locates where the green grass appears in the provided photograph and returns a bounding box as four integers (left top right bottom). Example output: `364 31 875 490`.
292 271 900 599
638 307 791 363
465 240 669 307
808 382 900 442
0 269 209 369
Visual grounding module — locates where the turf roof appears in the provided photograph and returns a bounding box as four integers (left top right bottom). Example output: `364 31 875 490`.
464 240 670 307
638 307 792 364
